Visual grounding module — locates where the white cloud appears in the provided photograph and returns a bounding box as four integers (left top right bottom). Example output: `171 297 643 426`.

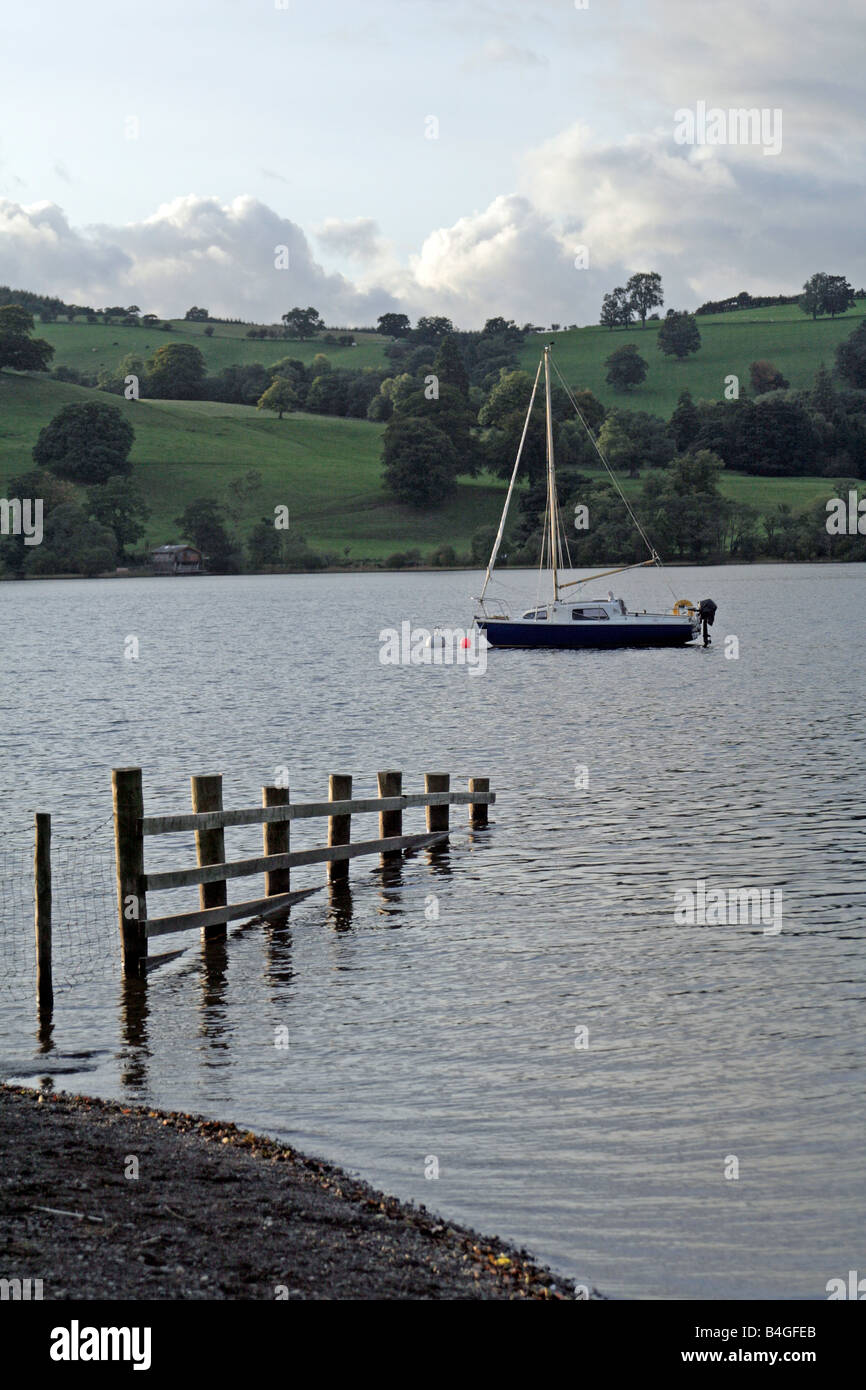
0 199 131 304
0 195 399 323
396 194 587 324
520 120 866 307
315 217 383 262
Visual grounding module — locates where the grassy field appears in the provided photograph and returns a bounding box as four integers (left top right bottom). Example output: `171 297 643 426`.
571 465 832 512
0 374 504 560
34 319 391 378
520 300 866 418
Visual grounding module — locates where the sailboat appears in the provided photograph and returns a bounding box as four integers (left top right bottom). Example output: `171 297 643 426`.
473 344 716 649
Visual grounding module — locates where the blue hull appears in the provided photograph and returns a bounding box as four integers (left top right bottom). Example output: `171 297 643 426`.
478 620 697 649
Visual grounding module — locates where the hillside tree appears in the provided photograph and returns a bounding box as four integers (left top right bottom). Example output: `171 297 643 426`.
382 417 460 507
599 287 633 330
257 377 299 419
86 477 150 560
823 275 856 317
481 317 521 340
146 342 206 399
597 412 638 477
413 316 454 345
377 313 411 338
669 388 701 451
597 409 673 476
605 343 648 390
570 387 607 435
657 311 702 359
0 305 54 373
305 372 348 414
33 401 135 484
397 381 478 471
800 272 856 320
281 306 324 339
626 272 664 327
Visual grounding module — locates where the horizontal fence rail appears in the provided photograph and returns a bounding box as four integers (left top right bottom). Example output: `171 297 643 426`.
143 831 451 894
140 792 493 836
112 768 495 974
144 885 323 938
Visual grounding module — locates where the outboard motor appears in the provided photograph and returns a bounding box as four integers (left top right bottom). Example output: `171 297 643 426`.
698 598 717 648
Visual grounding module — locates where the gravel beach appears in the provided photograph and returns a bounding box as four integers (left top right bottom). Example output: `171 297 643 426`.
0 1085 590 1300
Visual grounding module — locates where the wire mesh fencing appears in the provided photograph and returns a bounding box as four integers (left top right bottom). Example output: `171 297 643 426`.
0 830 120 997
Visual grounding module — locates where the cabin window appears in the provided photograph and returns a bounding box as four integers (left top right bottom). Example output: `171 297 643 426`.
571 606 608 620
522 609 548 620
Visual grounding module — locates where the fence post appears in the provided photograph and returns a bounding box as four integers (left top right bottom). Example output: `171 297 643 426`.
191 774 227 940
424 773 450 835
262 785 290 905
34 812 53 1006
469 777 489 829
377 769 402 861
112 767 147 976
328 774 352 882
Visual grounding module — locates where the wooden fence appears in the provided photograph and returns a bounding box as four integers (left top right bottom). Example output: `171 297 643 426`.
112 768 495 975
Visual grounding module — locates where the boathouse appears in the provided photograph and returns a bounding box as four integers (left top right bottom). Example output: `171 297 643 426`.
150 544 203 575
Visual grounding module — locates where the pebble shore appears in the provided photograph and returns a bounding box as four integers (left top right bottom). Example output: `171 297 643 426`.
1 1084 595 1300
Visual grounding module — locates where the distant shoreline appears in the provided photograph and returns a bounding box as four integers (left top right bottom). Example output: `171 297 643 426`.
1 556 861 582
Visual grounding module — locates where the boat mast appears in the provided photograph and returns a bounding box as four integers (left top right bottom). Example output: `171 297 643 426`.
543 345 559 602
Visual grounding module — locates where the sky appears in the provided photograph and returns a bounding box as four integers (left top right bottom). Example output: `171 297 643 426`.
1 0 864 328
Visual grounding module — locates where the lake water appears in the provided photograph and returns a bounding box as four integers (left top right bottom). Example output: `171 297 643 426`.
1 564 864 1299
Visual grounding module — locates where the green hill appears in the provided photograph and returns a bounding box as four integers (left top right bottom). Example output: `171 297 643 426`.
38 299 866 422
2 299 861 565
0 374 504 560
519 300 866 418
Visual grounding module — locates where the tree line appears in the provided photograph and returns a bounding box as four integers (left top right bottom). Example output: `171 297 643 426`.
376 315 866 514
600 270 861 329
